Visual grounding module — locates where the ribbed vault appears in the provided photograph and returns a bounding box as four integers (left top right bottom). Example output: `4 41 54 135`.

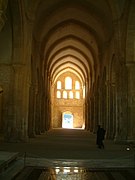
31 0 114 129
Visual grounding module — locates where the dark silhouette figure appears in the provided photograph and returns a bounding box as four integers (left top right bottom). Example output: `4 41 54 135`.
96 125 106 149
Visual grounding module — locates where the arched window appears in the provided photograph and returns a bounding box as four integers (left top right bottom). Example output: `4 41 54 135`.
57 91 61 98
63 91 67 99
75 81 80 90
75 91 80 99
57 81 61 89
65 77 72 89
69 91 73 99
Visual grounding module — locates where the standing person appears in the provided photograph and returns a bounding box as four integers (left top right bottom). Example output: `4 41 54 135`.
96 125 101 148
96 125 106 149
100 127 106 149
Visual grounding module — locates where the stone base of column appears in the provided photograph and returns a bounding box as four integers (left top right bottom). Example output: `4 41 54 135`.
126 139 135 144
4 132 29 143
28 132 36 138
114 136 135 144
4 125 29 142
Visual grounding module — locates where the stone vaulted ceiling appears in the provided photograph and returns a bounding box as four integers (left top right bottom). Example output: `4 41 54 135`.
31 0 114 87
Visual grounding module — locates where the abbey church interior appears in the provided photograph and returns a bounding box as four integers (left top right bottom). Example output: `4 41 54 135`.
0 0 135 144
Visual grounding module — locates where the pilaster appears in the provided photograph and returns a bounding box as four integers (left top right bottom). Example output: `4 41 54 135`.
126 62 135 142
5 64 29 142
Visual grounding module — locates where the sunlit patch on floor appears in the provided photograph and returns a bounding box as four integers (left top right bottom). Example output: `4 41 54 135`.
14 166 135 180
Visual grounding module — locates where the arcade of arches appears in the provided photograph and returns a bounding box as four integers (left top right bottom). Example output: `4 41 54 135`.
0 0 135 143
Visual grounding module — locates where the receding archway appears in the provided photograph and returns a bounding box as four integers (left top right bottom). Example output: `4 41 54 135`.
51 71 85 129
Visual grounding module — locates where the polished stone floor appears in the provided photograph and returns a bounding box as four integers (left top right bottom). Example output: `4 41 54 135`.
15 166 135 180
0 128 134 159
0 128 135 179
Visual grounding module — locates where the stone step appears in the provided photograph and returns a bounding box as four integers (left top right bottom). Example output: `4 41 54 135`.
0 158 24 180
13 166 34 180
0 151 20 173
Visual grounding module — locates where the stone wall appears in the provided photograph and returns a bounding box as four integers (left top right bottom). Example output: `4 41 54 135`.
53 99 84 128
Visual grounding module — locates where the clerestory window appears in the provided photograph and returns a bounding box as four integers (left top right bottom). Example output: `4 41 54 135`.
75 81 80 90
57 91 61 98
65 77 72 89
56 76 81 99
63 91 67 99
75 91 80 99
69 91 73 99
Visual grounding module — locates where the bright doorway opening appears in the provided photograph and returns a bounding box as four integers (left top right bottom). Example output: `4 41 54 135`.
62 112 73 129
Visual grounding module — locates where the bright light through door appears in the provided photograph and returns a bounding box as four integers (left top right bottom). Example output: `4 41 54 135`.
62 113 73 129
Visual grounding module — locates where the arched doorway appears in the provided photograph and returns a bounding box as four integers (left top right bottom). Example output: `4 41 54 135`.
62 111 73 129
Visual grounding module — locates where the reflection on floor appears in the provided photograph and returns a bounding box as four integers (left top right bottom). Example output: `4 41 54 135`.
0 152 135 179
15 166 135 180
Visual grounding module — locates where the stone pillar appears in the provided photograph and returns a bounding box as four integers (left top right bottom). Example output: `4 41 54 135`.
0 87 3 132
84 100 88 130
44 73 50 131
14 65 29 142
107 81 116 139
43 70 48 131
41 94 45 132
4 65 29 142
35 91 41 135
93 95 97 133
40 77 45 133
100 83 107 129
28 85 36 137
106 80 110 139
90 97 94 132
87 98 90 130
127 63 135 142
93 94 99 133
114 64 128 143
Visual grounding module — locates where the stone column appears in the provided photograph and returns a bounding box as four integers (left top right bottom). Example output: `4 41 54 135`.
90 97 94 132
114 64 128 143
106 80 110 139
4 65 29 142
35 90 41 135
127 63 135 142
39 77 45 133
44 73 51 131
43 70 48 131
47 78 51 130
107 81 116 139
111 84 117 139
41 94 45 132
100 83 107 129
87 98 90 130
84 100 88 130
14 65 29 142
0 86 3 132
92 96 95 132
93 94 99 133
28 85 36 137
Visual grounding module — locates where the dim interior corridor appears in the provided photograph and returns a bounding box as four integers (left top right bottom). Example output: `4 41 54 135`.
0 128 135 179
0 0 135 179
